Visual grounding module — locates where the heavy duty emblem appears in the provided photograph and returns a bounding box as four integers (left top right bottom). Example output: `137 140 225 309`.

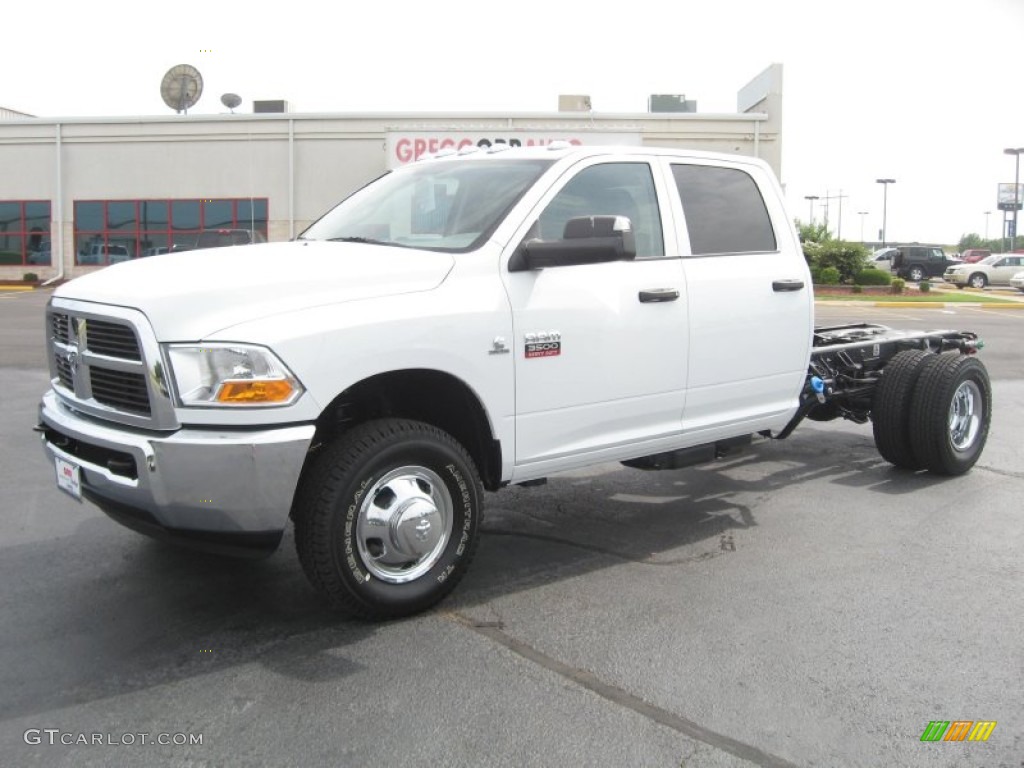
524 330 561 359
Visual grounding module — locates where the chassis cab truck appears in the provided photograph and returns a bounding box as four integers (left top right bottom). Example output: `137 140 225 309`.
38 146 991 618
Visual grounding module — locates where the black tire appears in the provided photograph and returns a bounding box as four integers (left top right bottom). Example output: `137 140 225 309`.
872 349 931 469
968 272 987 289
293 418 483 619
909 354 991 476
908 266 925 282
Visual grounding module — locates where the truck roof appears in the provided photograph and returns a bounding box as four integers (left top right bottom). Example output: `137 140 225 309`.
415 142 772 170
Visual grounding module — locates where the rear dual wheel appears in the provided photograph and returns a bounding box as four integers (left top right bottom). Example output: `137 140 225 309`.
872 352 991 475
908 354 991 475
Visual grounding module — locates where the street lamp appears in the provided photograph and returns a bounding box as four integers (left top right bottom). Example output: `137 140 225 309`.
857 211 869 243
804 195 819 224
876 179 895 248
1004 148 1024 250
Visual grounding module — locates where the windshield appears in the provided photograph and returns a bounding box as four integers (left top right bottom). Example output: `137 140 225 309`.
979 255 1000 265
300 158 554 252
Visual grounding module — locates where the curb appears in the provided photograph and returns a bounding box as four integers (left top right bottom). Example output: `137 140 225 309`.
0 285 35 292
816 300 1024 309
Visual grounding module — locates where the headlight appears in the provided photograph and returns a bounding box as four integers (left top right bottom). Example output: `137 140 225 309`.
165 344 303 407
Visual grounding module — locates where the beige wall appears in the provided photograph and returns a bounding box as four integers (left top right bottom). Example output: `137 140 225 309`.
0 98 781 281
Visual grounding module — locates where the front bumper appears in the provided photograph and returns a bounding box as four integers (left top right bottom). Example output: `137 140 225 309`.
944 273 968 285
39 389 315 556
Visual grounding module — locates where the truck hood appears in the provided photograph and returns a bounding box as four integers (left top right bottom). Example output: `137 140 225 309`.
54 241 455 340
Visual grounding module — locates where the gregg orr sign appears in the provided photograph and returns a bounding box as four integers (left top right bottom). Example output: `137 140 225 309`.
387 132 640 168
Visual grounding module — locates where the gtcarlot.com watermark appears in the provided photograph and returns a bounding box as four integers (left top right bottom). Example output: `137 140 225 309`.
24 729 203 747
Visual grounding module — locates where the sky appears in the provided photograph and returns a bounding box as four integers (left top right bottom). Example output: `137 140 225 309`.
4 0 1023 246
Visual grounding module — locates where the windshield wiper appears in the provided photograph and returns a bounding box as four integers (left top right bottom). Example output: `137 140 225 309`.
327 236 389 245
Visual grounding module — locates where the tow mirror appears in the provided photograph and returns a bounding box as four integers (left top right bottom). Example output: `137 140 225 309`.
509 215 637 272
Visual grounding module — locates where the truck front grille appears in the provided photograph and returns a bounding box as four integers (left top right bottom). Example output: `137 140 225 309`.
47 303 173 429
85 320 142 361
89 366 152 415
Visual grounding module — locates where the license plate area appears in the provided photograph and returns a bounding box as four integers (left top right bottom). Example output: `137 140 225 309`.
55 456 82 500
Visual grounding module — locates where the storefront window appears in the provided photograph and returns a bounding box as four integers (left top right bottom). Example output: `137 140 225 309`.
74 198 269 265
0 200 51 265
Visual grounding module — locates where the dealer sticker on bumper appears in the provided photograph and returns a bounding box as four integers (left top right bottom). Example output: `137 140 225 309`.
55 457 82 500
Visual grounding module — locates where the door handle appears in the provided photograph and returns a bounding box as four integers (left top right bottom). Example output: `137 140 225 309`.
639 288 680 303
772 279 805 292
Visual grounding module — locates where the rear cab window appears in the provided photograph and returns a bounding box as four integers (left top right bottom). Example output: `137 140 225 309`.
670 164 777 255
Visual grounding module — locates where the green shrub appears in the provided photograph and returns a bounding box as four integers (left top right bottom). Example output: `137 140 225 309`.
890 278 906 294
853 268 893 286
851 284 863 294
919 280 931 293
811 240 870 283
818 266 841 285
23 272 38 282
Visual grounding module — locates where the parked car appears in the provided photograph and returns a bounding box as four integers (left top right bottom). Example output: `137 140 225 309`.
1010 271 1024 292
944 254 1024 288
866 246 897 267
892 245 960 282
960 248 991 264
78 243 132 265
173 229 267 252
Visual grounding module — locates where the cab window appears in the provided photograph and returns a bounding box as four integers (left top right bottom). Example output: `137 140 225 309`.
535 163 664 258
672 164 776 255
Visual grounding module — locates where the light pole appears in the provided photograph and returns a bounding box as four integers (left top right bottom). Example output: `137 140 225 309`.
984 211 991 241
1004 148 1023 251
858 211 868 243
804 195 819 225
876 179 895 248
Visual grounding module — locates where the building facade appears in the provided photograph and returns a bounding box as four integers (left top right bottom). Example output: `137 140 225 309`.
0 66 782 281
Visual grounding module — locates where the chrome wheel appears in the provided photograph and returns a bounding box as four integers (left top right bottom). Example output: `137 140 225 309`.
969 273 987 289
355 465 453 584
948 380 982 453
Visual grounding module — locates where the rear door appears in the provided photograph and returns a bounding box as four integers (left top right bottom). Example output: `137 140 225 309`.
662 158 812 437
991 255 1024 283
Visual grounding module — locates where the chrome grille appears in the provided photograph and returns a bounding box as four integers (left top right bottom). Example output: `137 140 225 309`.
46 300 176 430
90 367 151 415
85 320 142 361
52 313 70 344
54 353 74 389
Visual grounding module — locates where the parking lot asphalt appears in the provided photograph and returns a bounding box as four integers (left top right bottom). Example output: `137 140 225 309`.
1 289 1021 767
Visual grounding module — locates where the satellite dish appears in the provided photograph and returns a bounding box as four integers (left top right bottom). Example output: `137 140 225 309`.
220 93 242 113
160 64 203 114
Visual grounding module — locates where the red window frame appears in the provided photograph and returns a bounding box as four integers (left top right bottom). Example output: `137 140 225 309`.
0 200 51 266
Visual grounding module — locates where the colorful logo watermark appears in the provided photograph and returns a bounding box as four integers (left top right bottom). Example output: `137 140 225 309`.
920 721 996 742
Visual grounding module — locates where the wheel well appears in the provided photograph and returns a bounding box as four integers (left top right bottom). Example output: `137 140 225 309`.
306 370 502 491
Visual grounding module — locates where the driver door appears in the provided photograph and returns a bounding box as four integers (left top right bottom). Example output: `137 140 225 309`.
501 158 688 475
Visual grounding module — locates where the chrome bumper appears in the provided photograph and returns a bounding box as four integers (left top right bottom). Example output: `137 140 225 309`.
39 389 315 554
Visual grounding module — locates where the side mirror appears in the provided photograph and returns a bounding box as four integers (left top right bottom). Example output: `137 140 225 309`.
509 215 637 272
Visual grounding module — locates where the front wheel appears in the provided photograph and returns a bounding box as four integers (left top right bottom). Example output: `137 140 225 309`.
293 418 483 619
908 354 991 475
968 273 987 289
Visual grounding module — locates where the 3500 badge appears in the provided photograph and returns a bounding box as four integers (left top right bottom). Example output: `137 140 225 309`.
524 331 561 359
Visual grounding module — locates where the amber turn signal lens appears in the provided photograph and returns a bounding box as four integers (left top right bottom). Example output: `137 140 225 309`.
215 379 295 404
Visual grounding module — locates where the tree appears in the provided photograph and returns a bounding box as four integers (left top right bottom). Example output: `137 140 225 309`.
795 218 830 244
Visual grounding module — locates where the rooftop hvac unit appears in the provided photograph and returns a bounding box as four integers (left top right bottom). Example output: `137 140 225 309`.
253 100 289 113
648 94 697 113
558 94 592 112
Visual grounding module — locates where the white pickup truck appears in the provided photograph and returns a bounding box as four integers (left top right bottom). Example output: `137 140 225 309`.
38 145 992 619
